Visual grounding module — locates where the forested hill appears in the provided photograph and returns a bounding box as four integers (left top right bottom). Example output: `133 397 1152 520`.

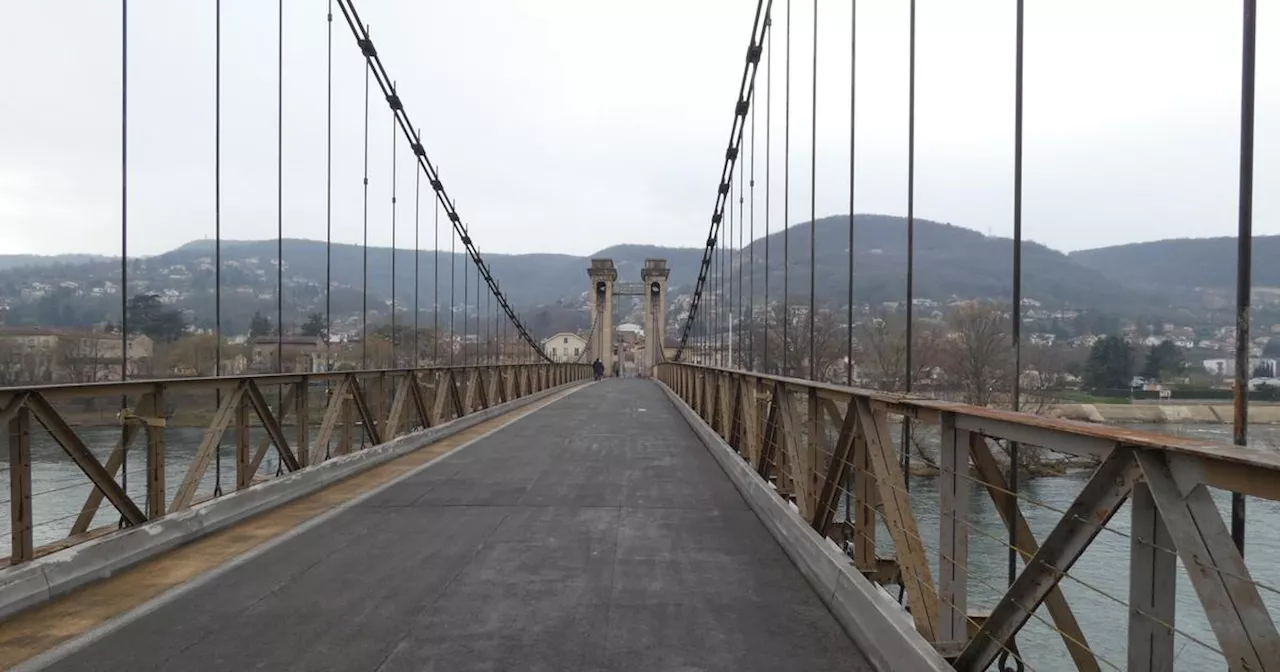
743 214 1157 310
0 215 1186 334
1069 235 1280 292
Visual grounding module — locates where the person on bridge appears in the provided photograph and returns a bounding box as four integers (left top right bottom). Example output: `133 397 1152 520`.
592 358 604 381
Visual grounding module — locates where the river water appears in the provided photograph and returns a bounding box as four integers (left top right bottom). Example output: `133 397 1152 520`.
3 422 1278 670
1 425 303 549
884 422 1280 671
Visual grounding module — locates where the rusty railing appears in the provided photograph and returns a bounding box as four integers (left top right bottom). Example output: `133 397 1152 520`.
658 361 1280 671
1 363 589 567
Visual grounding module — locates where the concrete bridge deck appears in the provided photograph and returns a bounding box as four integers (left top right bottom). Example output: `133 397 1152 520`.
32 380 869 671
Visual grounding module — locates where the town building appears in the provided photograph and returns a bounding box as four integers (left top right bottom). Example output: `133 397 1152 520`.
0 327 153 383
249 336 327 373
542 332 588 363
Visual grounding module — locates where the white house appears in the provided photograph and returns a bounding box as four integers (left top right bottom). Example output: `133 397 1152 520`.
1203 357 1278 378
616 323 644 338
542 332 588 363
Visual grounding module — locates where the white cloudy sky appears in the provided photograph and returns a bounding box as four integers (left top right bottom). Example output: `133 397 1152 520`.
1 1 1276 259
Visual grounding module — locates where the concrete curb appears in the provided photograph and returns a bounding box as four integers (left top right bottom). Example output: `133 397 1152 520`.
656 382 951 672
0 382 584 622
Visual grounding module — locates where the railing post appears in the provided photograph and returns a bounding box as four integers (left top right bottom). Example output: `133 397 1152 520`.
375 371 388 439
1127 481 1176 670
340 385 354 455
938 412 971 645
852 407 876 572
235 392 251 489
8 404 33 564
296 378 310 468
145 384 166 519
807 387 822 510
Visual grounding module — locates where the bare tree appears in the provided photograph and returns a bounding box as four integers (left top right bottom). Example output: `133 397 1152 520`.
56 336 106 384
0 340 50 386
854 311 945 392
741 302 848 382
943 303 1012 407
1020 344 1068 414
159 334 220 377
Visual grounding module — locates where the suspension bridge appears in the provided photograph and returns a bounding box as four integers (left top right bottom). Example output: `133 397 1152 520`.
0 1 1275 670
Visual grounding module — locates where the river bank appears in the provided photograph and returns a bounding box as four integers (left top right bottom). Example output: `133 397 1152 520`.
1048 402 1280 424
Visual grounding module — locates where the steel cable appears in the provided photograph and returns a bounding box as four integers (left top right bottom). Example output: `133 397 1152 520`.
119 0 129 525
847 0 856 389
391 112 399 364
901 0 917 495
361 36 371 368
276 0 284 371
782 0 791 377
808 0 817 381
214 0 224 496
414 127 421 364
326 0 333 365
1011 0 1026 596
749 90 756 368
336 0 552 360
764 13 772 374
672 0 771 361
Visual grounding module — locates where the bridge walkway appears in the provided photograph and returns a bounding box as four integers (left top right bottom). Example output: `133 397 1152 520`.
37 380 869 671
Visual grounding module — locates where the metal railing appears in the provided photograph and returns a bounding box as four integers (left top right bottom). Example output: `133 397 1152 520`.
1 363 589 567
658 361 1280 671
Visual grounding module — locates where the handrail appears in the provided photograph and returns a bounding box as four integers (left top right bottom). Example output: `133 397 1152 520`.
657 361 1280 670
671 361 1280 485
1 362 590 567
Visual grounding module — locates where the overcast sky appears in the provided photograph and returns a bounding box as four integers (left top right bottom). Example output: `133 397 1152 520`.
1 1 1276 260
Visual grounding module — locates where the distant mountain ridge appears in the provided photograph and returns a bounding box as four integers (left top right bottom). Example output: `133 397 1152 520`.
0 254 111 271
3 215 1252 336
1069 235 1280 293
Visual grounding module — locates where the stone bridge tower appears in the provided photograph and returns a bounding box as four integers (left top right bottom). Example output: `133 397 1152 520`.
585 258 670 378
640 259 670 377
587 259 617 371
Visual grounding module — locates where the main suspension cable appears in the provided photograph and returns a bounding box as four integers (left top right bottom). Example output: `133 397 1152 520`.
673 0 771 361
335 0 552 360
